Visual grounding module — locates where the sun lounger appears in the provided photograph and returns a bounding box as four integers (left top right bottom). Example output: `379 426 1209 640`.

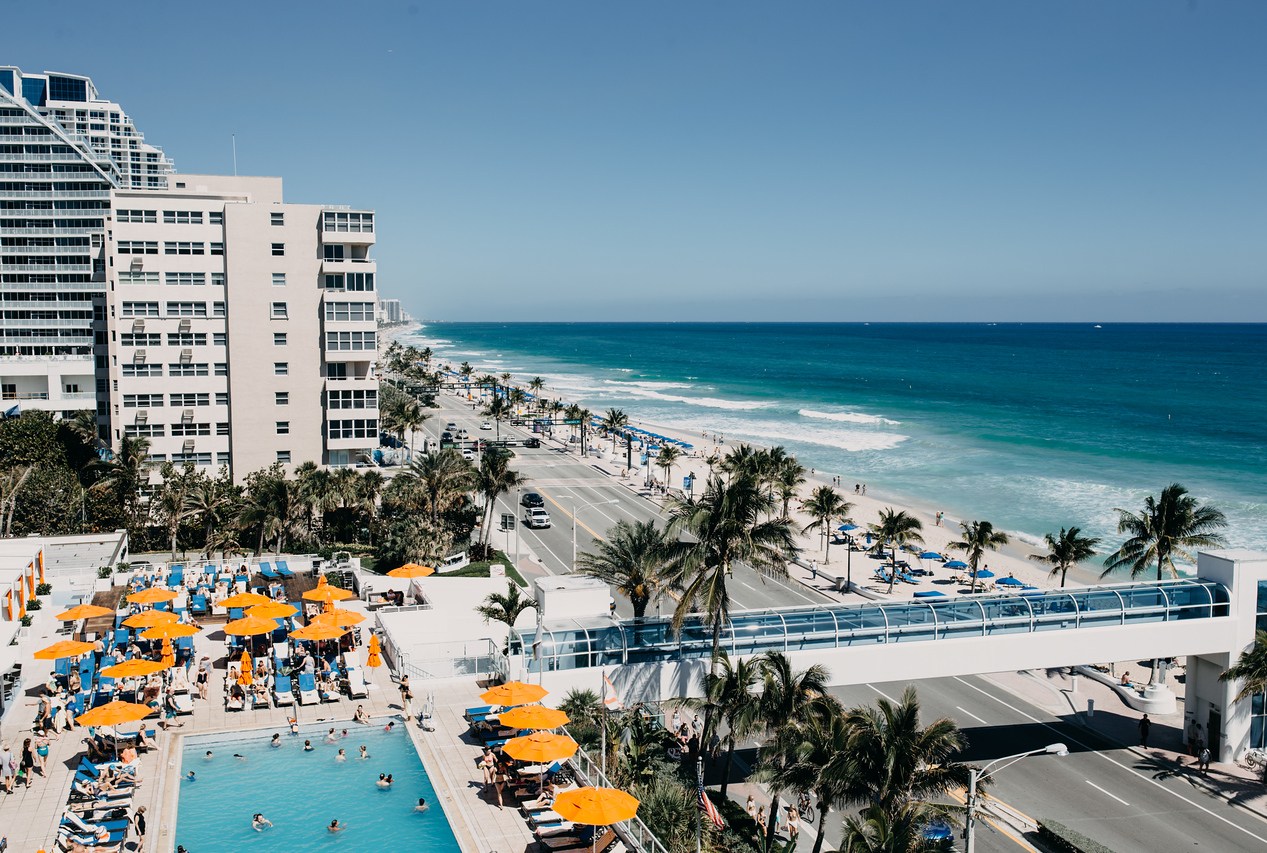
319 677 340 702
536 822 577 838
62 809 130 836
344 664 368 698
273 673 295 705
275 559 294 578
169 691 194 715
259 562 279 580
528 810 564 829
251 689 270 709
297 671 319 705
539 829 616 852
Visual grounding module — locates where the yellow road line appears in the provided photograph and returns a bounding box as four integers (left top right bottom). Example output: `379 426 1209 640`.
541 491 607 546
946 788 1037 852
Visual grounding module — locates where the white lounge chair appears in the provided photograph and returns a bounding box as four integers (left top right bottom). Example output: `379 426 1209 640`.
296 671 319 705
344 665 368 699
168 667 192 694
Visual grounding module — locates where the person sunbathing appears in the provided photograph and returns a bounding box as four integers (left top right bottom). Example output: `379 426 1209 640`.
353 705 370 724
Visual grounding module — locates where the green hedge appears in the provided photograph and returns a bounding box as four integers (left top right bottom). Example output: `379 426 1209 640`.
1037 819 1115 853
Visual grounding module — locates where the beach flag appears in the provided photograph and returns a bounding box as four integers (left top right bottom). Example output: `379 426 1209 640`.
697 762 725 830
602 671 622 711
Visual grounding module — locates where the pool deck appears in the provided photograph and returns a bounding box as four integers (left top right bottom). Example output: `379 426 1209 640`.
0 603 539 853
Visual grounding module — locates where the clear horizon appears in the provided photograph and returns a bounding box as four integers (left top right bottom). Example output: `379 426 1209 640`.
7 0 1265 322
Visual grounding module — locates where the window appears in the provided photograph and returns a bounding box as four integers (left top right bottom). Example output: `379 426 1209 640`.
121 301 159 317
165 272 206 286
327 389 377 409
211 273 225 287
216 452 230 466
323 244 345 262
169 393 210 407
164 241 205 255
121 333 161 346
272 273 286 287
216 422 229 436
116 209 156 224
165 301 207 317
214 362 228 376
276 421 290 435
210 242 223 256
118 271 158 285
212 302 226 317
171 423 211 437
275 392 289 405
345 272 374 291
270 212 284 226
166 332 207 346
169 363 209 377
212 332 226 346
209 211 223 225
273 332 287 346
271 243 284 256
122 394 163 408
274 362 288 376
172 452 212 466
270 302 288 319
124 424 164 437
276 450 291 463
326 362 347 380
322 274 343 290
215 392 228 406
325 331 376 351
322 211 374 233
163 210 203 225
122 364 162 378
328 419 379 439
117 240 157 255
323 301 375 322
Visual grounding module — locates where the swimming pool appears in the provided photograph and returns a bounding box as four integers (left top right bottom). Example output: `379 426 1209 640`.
175 722 462 852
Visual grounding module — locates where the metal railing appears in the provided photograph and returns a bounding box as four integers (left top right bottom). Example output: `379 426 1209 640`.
387 638 507 682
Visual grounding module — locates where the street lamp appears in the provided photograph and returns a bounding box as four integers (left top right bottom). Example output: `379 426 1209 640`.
965 743 1067 853
572 498 619 567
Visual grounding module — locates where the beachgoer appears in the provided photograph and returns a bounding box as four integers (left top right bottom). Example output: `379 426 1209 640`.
341 729 349 739
325 728 338 744
252 813 273 831
185 770 196 781
480 747 495 789
234 753 247 761
756 805 766 829
746 795 757 819
354 705 370 724
399 676 412 718
270 733 281 748
336 749 347 761
133 805 147 851
415 797 429 812
384 721 396 733
289 718 299 735
359 745 369 760
1120 672 1132 686
328 819 345 833
195 667 209 700
303 740 314 752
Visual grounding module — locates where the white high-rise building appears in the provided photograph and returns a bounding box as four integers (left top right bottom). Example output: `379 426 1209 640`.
2 68 381 478
0 67 173 418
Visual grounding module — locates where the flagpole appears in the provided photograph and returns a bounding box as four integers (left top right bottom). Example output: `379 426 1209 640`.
695 756 704 853
600 670 607 778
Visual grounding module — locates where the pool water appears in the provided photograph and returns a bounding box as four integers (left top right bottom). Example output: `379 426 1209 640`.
176 723 462 852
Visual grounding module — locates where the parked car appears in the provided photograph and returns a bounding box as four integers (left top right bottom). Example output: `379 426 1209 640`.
480 420 493 430
521 492 545 508
523 508 551 529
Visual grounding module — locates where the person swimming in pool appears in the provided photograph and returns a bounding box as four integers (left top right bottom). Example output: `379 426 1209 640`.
415 797 429 813
377 773 390 788
185 771 196 781
204 750 213 760
336 748 347 761
328 819 345 833
384 721 396 733
303 740 314 752
358 745 369 760
233 753 247 761
270 733 281 748
288 718 299 735
252 813 273 831
324 728 338 744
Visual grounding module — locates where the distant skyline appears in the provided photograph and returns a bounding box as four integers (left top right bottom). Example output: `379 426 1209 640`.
8 1 1265 321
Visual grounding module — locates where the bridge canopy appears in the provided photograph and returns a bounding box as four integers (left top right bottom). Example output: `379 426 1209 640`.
513 578 1230 674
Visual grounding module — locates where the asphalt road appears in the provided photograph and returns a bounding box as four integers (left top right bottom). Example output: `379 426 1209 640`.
424 393 828 615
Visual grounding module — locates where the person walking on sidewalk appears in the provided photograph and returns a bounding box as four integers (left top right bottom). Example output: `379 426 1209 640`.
1138 714 1152 747
1198 746 1211 773
398 675 413 721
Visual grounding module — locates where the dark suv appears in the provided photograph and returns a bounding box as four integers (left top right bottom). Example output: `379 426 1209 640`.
521 492 545 508
523 437 541 448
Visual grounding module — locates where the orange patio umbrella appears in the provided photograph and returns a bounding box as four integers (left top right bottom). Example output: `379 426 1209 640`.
101 658 166 679
34 639 95 660
239 650 253 686
141 622 198 641
76 699 152 728
57 603 113 621
220 591 272 609
502 731 578 763
481 680 548 707
123 609 179 629
500 705 570 731
311 608 365 628
290 621 347 642
160 638 175 668
387 563 434 579
365 635 382 668
127 588 177 605
302 577 354 605
247 601 298 620
223 614 280 637
552 786 640 827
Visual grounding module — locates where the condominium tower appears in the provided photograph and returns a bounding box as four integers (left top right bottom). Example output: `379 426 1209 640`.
2 68 380 477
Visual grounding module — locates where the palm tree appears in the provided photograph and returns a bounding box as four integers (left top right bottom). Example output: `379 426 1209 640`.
720 443 760 480
950 519 1008 593
654 445 682 493
754 651 838 845
602 408 628 455
528 377 546 408
1102 483 1227 582
576 519 672 619
801 486 853 564
476 448 525 546
870 508 925 594
409 449 476 525
841 803 933 853
1221 630 1267 701
770 712 853 853
476 581 537 654
156 464 197 560
292 462 327 535
399 401 430 460
185 475 233 558
458 361 474 397
483 395 512 441
684 650 764 797
775 459 807 518
0 466 33 537
1029 526 1101 588
666 473 799 668
89 435 151 533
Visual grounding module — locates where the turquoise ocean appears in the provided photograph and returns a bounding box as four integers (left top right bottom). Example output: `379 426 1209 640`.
406 323 1267 555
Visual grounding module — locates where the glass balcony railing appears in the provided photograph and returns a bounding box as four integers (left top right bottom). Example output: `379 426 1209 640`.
512 579 1231 673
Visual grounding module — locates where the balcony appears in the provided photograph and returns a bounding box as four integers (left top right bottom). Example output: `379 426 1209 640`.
0 262 94 273
0 189 111 199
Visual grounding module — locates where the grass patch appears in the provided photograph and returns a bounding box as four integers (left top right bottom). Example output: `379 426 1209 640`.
440 551 527 586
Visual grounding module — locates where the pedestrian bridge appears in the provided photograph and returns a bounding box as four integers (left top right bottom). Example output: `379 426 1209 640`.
507 577 1241 705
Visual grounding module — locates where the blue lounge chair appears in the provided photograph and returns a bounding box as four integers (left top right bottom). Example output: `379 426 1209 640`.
228 607 244 620
190 593 209 615
275 560 294 578
295 671 319 705
259 563 279 580
113 628 130 649
273 673 295 706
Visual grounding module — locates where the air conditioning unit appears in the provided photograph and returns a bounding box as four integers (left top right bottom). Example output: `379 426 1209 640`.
183 439 196 451
133 350 146 364
180 349 193 364
134 410 148 425
179 318 191 332
131 319 145 333
182 409 194 424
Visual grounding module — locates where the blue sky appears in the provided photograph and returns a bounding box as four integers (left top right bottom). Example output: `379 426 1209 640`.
8 1 1265 321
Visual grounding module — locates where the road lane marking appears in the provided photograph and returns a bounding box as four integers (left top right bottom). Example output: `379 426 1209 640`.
1085 780 1129 806
866 684 896 702
945 787 1037 851
956 705 989 725
953 676 1267 844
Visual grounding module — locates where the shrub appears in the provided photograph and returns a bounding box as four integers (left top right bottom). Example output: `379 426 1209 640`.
98 566 113 579
20 614 33 627
25 597 41 611
36 582 52 596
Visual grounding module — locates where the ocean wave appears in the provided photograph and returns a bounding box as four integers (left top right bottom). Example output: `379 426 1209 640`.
674 414 907 452
602 379 694 390
800 408 901 426
621 388 773 410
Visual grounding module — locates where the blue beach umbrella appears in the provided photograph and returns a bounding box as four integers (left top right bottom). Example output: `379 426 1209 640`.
913 590 946 598
996 576 1024 587
838 523 859 532
943 560 968 570
918 551 944 560
975 569 996 579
